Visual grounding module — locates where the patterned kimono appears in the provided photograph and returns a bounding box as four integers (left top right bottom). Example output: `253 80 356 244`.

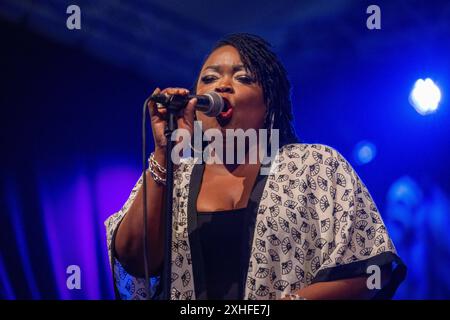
105 143 406 300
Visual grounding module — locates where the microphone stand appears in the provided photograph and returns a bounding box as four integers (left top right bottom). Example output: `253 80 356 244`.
162 104 177 300
152 93 221 299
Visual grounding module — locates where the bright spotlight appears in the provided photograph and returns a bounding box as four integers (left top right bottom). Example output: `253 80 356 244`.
354 141 377 165
409 78 441 115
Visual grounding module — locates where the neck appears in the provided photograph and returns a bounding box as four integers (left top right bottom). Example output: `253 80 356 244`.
207 137 262 174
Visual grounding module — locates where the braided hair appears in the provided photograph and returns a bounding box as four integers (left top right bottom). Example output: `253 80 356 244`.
193 33 299 146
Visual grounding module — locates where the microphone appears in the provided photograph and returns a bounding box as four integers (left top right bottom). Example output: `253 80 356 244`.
149 91 224 117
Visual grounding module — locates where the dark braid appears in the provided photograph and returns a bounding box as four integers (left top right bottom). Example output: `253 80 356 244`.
193 33 299 146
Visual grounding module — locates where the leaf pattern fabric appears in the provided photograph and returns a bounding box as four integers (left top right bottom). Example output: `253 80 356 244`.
105 144 405 300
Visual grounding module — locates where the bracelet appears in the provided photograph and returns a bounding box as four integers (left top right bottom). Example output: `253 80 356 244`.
149 168 166 186
149 152 167 174
148 152 166 186
284 293 307 300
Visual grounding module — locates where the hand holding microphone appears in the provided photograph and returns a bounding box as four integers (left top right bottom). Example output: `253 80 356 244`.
148 88 224 153
149 90 224 117
147 88 194 152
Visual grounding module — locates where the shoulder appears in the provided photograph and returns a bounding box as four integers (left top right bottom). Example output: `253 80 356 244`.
275 143 354 177
278 143 347 162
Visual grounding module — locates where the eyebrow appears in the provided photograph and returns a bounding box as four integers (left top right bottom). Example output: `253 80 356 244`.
204 64 246 72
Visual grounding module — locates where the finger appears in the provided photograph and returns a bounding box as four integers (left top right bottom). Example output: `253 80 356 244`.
179 88 190 95
162 87 190 96
148 88 169 120
148 87 161 117
184 97 197 122
157 106 167 115
176 97 196 126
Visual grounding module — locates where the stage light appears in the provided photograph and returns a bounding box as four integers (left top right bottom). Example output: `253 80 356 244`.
409 78 441 115
387 176 423 206
354 140 377 165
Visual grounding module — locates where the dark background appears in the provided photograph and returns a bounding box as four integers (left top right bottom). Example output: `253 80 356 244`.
1 0 449 299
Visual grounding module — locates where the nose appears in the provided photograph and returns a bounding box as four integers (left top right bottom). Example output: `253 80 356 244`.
214 82 234 94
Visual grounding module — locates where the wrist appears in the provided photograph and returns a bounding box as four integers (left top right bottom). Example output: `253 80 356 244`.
282 293 307 300
148 151 167 186
154 147 167 164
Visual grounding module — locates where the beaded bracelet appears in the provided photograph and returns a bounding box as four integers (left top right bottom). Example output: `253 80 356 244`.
148 152 166 186
283 293 307 300
149 152 167 173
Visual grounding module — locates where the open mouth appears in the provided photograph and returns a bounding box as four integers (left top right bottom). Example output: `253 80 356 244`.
217 98 233 126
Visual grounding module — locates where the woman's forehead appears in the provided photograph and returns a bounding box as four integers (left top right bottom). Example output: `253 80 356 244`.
202 45 244 70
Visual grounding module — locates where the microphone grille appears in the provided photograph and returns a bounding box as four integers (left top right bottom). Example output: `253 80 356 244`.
204 92 224 117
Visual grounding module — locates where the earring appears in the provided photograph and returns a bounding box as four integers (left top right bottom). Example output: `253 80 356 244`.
269 111 275 146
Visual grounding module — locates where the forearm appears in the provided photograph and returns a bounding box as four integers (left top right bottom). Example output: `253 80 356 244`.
286 267 392 300
114 148 167 277
288 277 373 300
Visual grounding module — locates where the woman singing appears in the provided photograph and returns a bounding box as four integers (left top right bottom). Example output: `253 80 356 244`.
105 33 406 300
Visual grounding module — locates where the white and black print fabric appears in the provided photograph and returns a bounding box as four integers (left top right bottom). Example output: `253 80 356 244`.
105 143 406 300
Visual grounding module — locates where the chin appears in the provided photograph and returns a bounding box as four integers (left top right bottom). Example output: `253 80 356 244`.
218 121 240 133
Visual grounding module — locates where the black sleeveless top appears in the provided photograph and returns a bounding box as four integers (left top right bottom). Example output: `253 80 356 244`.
187 162 271 300
196 207 248 300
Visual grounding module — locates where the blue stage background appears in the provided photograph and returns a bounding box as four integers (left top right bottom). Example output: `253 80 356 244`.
1 0 449 299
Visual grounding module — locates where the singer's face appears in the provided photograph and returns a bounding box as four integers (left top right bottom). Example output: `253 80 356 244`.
195 45 266 133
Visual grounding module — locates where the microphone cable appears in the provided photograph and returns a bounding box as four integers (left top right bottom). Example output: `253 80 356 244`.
141 97 151 298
